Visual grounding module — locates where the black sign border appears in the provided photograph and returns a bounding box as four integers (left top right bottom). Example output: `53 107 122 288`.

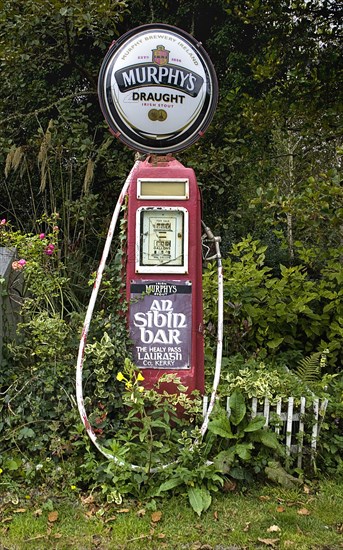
98 24 218 154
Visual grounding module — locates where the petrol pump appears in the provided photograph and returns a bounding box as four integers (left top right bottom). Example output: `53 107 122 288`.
125 156 204 394
96 22 218 396
76 23 219 457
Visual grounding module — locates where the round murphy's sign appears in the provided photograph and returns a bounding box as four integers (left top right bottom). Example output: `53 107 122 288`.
98 24 218 154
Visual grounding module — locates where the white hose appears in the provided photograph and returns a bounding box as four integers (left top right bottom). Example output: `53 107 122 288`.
76 163 224 469
199 223 223 438
76 160 140 465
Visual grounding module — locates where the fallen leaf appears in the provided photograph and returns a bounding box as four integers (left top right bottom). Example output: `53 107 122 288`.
33 509 42 517
213 510 219 521
259 495 271 501
267 525 281 533
151 510 162 523
81 494 95 505
276 506 285 513
297 508 310 516
1 517 12 523
243 522 251 532
303 485 311 494
54 533 62 539
48 511 59 523
157 533 166 539
223 479 237 492
13 508 26 513
105 516 117 523
92 534 102 547
136 509 146 517
24 534 46 542
336 522 343 533
257 538 279 547
117 508 130 513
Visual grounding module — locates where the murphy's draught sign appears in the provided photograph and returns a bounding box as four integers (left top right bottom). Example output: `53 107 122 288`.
98 24 218 153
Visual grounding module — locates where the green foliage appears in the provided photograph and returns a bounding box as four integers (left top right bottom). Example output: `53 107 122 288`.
316 371 343 477
0 217 131 495
208 391 282 481
0 0 342 515
203 236 343 370
295 350 329 384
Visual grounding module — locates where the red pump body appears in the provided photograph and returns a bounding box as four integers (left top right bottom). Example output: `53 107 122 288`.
125 156 204 395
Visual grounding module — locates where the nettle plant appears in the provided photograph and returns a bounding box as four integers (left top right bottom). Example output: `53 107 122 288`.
208 391 282 482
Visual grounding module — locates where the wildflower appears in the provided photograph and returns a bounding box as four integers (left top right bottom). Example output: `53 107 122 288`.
136 373 145 382
116 372 124 382
53 225 59 232
70 485 77 491
44 243 55 255
0 219 6 225
0 468 3 474
39 233 45 240
12 260 26 270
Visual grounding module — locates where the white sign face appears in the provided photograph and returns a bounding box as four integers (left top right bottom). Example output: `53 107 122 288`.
98 24 218 153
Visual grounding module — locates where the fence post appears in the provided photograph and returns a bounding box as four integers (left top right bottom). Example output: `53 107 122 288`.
0 247 22 365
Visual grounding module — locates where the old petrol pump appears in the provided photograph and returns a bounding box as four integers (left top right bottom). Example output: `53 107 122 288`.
125 156 204 393
76 23 221 459
97 23 218 396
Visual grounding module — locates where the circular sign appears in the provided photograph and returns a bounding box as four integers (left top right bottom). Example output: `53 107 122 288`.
98 24 218 154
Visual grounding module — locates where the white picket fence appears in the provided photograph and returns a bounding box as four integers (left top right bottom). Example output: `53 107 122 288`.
203 395 328 468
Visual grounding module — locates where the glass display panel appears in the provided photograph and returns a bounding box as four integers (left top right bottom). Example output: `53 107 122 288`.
138 179 188 199
140 210 184 266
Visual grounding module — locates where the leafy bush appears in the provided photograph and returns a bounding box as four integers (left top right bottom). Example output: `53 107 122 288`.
0 222 341 515
203 235 342 371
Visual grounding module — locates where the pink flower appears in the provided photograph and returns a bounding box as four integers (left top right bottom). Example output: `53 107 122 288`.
12 259 26 270
39 233 45 240
44 244 55 255
53 225 59 232
0 219 6 225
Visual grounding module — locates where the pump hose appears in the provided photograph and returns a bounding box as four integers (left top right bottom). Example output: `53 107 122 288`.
76 161 223 470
